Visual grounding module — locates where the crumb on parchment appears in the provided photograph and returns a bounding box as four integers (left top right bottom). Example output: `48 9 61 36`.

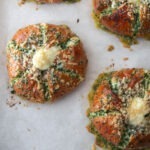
6 97 17 108
123 57 129 61
107 45 115 52
77 18 80 23
105 63 115 71
18 0 39 10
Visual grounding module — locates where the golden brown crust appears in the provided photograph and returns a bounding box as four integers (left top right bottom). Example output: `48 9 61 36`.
93 0 111 14
112 68 144 88
126 134 150 149
7 24 87 103
88 68 150 149
101 4 134 37
90 83 122 112
13 25 40 43
93 0 150 38
93 114 123 145
138 4 150 37
13 77 45 102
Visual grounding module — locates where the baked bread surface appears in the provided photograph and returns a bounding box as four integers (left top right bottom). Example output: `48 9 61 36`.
93 0 150 42
7 23 87 103
88 68 150 149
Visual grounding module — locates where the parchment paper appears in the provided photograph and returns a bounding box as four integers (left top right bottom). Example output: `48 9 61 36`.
0 0 149 150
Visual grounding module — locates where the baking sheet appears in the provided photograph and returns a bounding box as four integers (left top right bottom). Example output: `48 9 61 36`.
0 0 150 150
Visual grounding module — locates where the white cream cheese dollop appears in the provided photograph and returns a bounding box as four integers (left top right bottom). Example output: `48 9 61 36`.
33 46 60 70
128 96 149 126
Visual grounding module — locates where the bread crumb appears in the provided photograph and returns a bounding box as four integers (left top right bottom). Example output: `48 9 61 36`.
6 91 21 108
105 63 115 71
123 57 129 61
107 45 115 52
6 99 17 107
77 18 80 23
10 90 15 94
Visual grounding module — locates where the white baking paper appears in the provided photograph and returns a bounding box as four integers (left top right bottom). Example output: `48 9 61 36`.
0 0 149 150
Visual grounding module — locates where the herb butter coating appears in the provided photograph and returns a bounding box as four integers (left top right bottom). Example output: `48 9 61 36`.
93 0 150 45
87 68 150 150
7 23 87 103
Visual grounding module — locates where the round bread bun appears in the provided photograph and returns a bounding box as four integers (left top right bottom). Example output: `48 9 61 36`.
87 68 150 149
93 0 150 45
7 23 87 103
20 0 79 4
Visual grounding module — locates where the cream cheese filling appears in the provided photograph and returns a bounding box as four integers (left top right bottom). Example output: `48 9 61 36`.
32 46 60 70
128 96 149 126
